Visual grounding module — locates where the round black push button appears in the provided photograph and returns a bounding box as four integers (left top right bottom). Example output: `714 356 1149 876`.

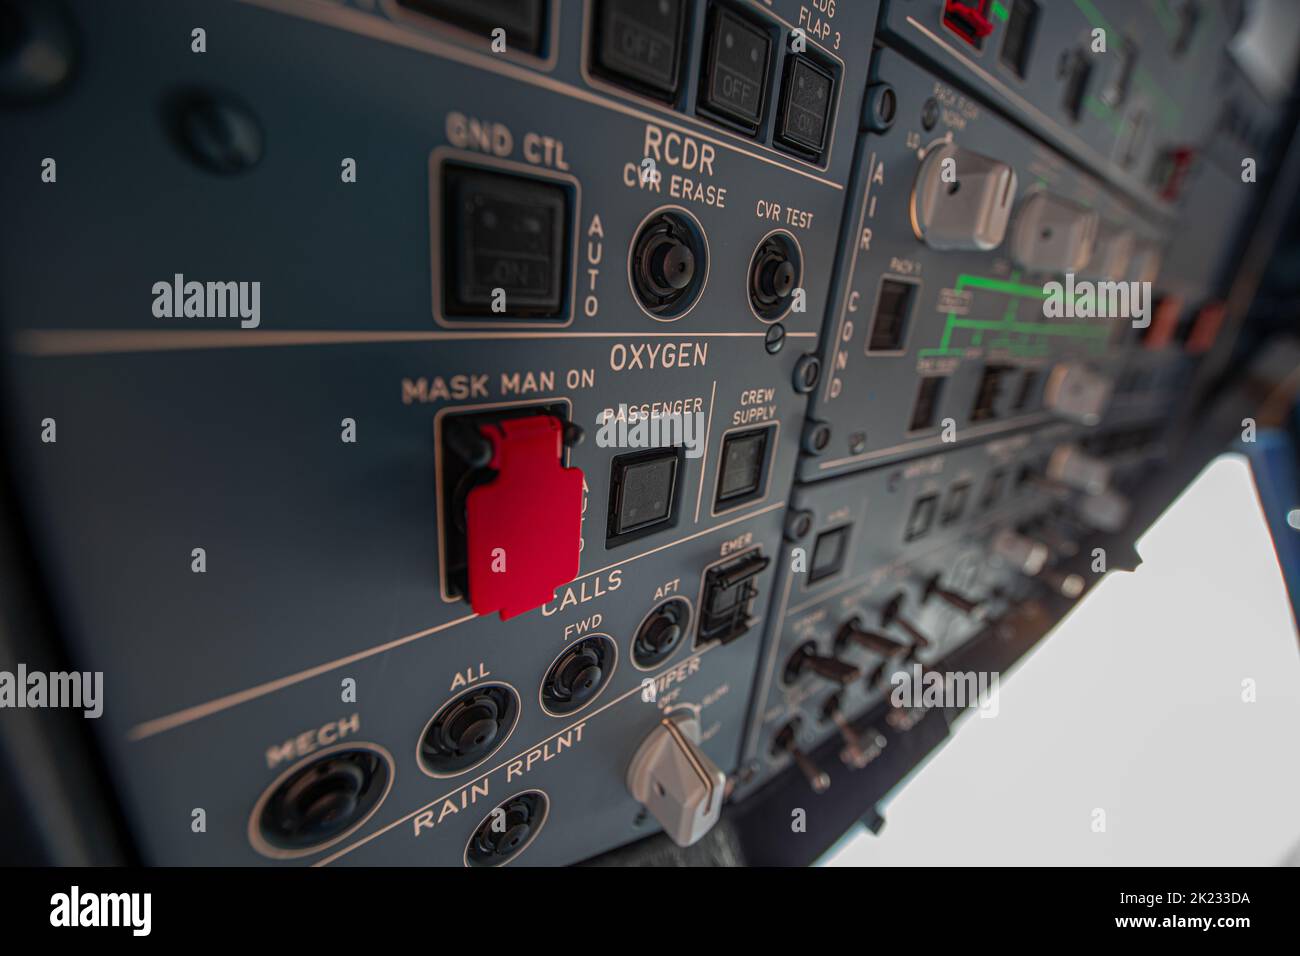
542 635 616 714
258 749 389 851
630 210 707 318
420 684 520 774
652 238 695 291
748 233 802 320
633 599 690 668
467 791 549 867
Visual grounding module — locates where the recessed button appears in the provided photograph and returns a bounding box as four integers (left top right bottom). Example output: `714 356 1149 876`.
608 449 680 540
442 165 569 319
700 6 770 131
592 0 685 99
716 427 770 505
903 493 937 541
776 55 834 154
809 525 850 582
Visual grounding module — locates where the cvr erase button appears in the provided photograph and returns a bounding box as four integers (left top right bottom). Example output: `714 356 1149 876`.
464 414 583 620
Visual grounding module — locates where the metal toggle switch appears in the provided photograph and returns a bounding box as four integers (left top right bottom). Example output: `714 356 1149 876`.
1047 443 1112 495
784 641 862 686
880 592 931 650
835 617 909 657
822 694 887 770
990 528 1050 576
1076 487 1131 532
990 530 1085 597
627 712 725 848
921 573 985 618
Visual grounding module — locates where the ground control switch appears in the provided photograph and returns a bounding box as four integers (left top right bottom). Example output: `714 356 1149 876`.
463 414 583 620
627 712 725 848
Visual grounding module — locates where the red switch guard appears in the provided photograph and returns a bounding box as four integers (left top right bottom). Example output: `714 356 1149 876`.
465 414 584 620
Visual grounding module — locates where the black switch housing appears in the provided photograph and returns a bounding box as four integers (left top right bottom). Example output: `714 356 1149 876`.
607 447 683 544
442 164 570 320
776 54 835 157
699 5 771 132
592 0 686 101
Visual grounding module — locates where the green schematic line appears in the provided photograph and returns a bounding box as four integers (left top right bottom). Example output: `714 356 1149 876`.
919 272 1108 358
1148 0 1179 39
1071 0 1182 127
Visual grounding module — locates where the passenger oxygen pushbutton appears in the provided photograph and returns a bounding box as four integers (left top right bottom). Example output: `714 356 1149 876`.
463 414 583 620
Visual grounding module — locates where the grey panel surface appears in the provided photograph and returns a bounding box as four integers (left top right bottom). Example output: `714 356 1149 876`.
0 0 878 865
801 47 1160 481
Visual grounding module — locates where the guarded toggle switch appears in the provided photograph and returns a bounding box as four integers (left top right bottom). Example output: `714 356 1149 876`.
773 720 830 793
1043 361 1113 426
463 414 583 620
627 712 725 848
910 143 1017 251
1047 443 1112 495
1011 192 1098 274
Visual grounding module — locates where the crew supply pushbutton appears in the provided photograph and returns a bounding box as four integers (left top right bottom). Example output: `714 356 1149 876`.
627 712 725 847
464 414 583 620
